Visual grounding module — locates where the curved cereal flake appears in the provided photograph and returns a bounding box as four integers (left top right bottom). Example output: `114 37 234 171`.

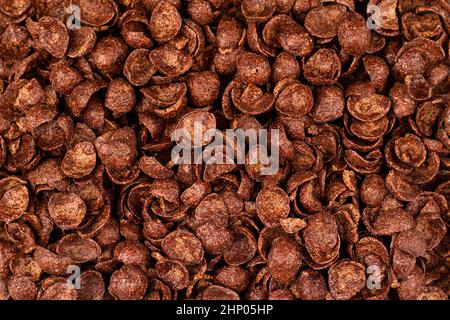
175 110 216 146
267 236 301 284
393 134 427 168
9 254 41 281
396 266 426 300
402 12 443 41
38 16 69 58
291 269 327 300
108 265 148 300
328 260 366 300
363 55 389 90
302 212 340 267
272 52 300 83
242 0 276 23
231 81 275 115
61 141 97 178
123 49 156 86
67 26 97 58
354 237 389 272
274 80 314 117
416 98 445 136
33 246 72 276
216 15 245 51
0 177 29 222
187 0 214 26
264 15 314 57
78 271 105 300
202 285 240 300
311 85 344 123
156 259 189 290
149 45 193 77
344 150 383 174
305 4 347 38
304 48 341 85
68 80 107 117
386 170 421 202
409 153 440 184
0 0 30 18
49 62 82 95
194 193 228 227
347 94 391 122
113 240 149 267
349 116 389 141
161 230 204 266
256 186 290 227
337 12 371 56
187 71 220 107
372 208 416 235
195 222 233 255
56 234 101 263
149 1 182 43
89 37 128 79
236 51 271 86
223 227 257 266
39 281 78 300
105 78 136 117
48 192 86 230
138 156 173 179
214 266 250 293
405 74 432 101
74 0 117 27
360 174 388 207
94 127 137 171
8 276 37 300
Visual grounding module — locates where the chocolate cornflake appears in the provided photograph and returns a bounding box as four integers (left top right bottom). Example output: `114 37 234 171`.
0 0 448 301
